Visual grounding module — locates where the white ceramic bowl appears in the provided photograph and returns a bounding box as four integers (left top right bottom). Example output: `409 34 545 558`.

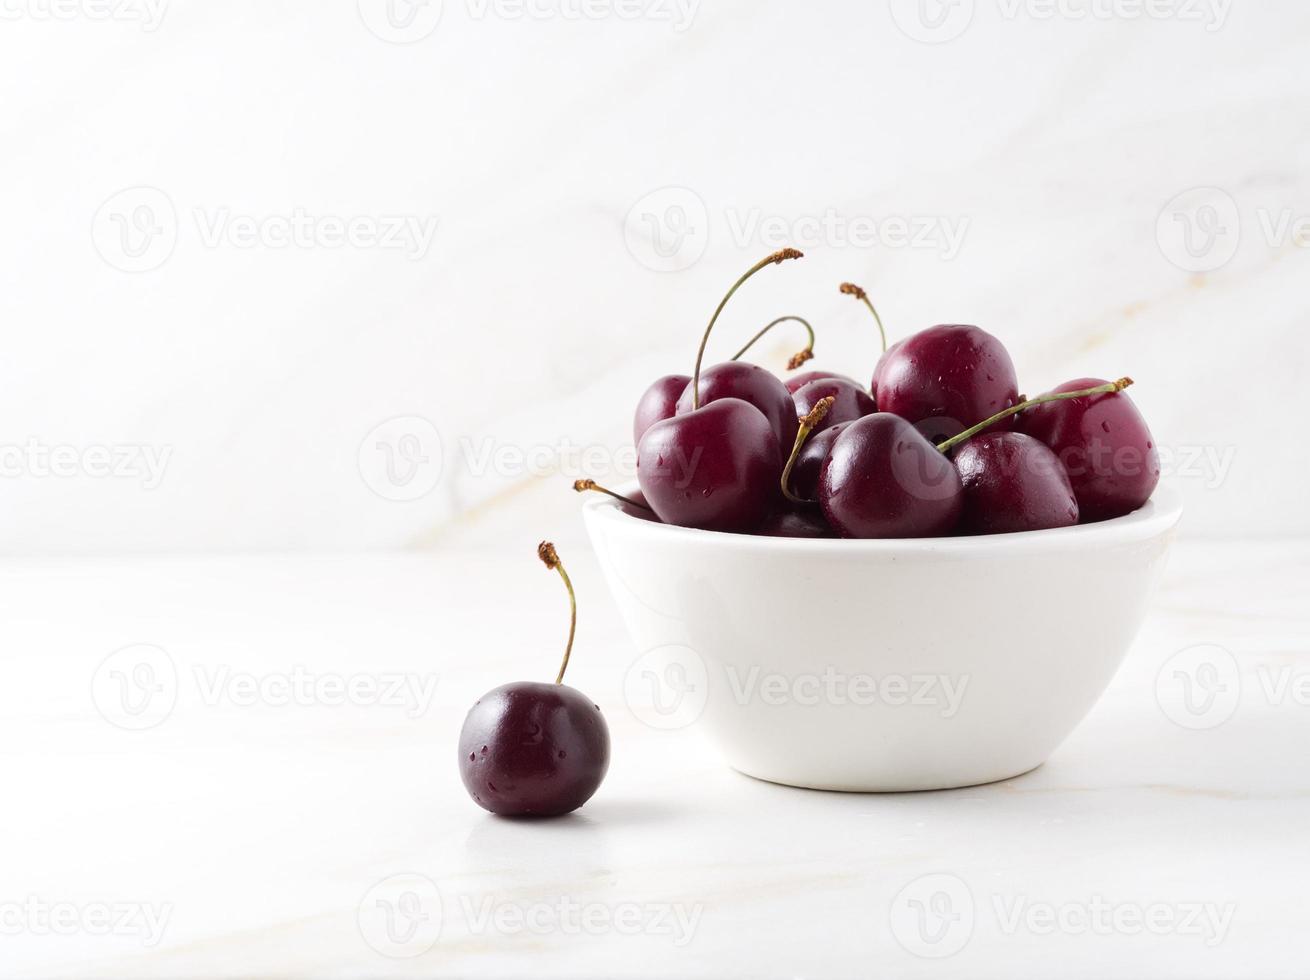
583 483 1182 792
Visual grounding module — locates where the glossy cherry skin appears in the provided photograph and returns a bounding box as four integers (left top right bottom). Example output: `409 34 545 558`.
876 326 1019 444
793 378 877 436
953 432 1078 535
819 413 963 538
787 421 849 502
784 369 860 396
756 506 833 538
1016 377 1160 523
634 374 691 445
459 681 609 817
869 339 903 406
638 398 781 533
675 362 797 462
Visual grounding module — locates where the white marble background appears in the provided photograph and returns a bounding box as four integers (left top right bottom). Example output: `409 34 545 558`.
0 0 1305 553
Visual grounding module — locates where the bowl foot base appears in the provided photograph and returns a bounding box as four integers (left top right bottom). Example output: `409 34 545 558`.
728 760 1046 794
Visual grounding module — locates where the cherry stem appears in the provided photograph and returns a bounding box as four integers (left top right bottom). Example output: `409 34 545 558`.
935 377 1135 454
730 315 816 371
781 396 835 504
692 249 805 409
537 541 577 685
839 282 887 354
572 479 653 512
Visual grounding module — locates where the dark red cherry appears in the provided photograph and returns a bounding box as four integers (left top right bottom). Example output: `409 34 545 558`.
819 413 963 538
637 398 780 533
634 374 690 445
787 421 849 502
870 338 903 406
459 681 609 817
953 431 1079 534
876 325 1019 444
793 378 876 436
459 544 609 818
756 506 833 538
1016 377 1160 522
676 362 797 463
784 369 859 395
636 249 804 532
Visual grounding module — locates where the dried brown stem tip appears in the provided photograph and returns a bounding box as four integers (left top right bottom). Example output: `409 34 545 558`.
1115 377 1134 390
801 395 836 430
769 248 805 264
537 540 560 570
572 479 596 493
787 349 815 371
839 282 867 300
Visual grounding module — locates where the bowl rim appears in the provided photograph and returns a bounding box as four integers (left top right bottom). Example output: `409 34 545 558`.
582 480 1183 554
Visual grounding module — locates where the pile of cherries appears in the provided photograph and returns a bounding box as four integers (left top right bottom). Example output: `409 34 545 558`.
604 249 1160 538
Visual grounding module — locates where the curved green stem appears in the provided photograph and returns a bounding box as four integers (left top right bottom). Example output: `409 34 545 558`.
537 542 577 685
936 378 1134 454
839 282 887 353
730 315 816 371
692 249 804 409
781 396 835 504
572 479 653 512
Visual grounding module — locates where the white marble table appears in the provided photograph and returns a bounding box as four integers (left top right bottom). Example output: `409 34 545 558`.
3 535 1307 978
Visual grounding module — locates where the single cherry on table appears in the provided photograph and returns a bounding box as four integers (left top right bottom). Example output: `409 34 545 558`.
458 543 610 818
